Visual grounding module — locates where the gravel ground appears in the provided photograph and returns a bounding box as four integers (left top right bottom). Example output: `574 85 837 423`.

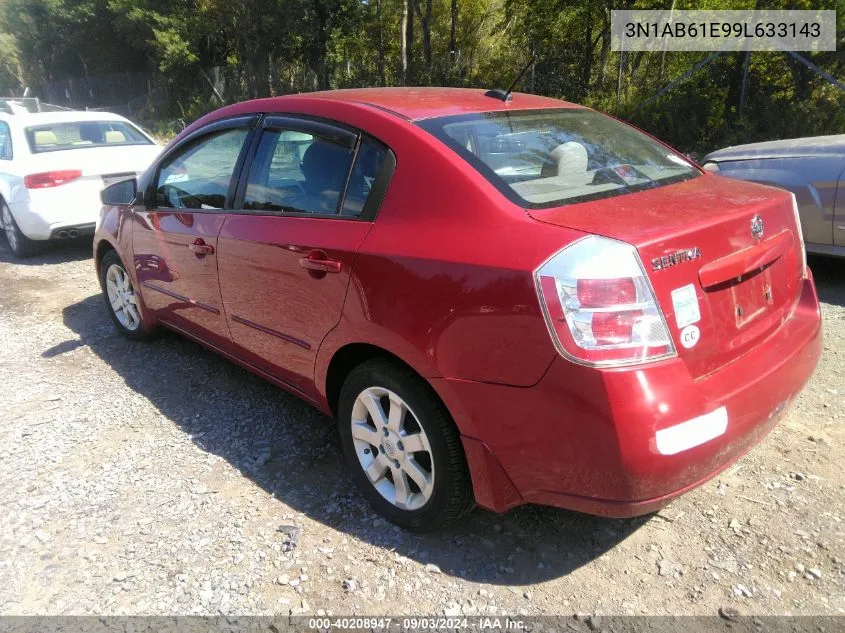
0 239 842 617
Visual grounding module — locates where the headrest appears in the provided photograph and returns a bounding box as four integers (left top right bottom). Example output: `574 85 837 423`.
33 130 58 146
549 141 588 178
301 140 349 187
105 130 126 144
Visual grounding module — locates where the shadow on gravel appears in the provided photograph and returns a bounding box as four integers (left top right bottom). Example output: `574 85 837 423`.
0 237 92 265
58 293 647 585
809 254 844 308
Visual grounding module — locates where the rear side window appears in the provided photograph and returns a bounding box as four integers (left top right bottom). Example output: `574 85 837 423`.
418 109 699 208
342 139 387 218
25 120 152 154
156 128 249 210
0 121 11 160
244 130 355 215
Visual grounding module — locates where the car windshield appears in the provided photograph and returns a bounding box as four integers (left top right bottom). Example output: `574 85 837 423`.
26 120 152 154
418 108 699 208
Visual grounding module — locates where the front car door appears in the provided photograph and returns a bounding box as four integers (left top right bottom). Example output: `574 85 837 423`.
217 115 395 398
133 116 256 348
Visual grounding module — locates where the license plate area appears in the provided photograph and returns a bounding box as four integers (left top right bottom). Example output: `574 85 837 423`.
732 268 774 328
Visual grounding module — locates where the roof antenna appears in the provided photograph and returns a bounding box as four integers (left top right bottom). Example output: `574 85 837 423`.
485 55 536 102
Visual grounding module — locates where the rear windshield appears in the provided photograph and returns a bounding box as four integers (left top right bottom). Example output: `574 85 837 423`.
418 109 699 208
26 120 152 154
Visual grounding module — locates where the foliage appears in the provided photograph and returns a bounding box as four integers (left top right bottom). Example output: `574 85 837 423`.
0 0 842 153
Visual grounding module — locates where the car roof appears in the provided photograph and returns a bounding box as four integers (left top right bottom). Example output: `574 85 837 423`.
0 110 131 128
705 134 845 162
270 87 580 121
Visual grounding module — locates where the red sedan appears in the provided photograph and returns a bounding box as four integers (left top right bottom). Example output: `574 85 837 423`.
94 88 822 530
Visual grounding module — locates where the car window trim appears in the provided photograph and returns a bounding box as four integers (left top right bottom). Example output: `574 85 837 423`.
357 136 395 222
336 134 363 214
145 115 260 212
263 115 358 149
231 114 396 222
232 114 362 220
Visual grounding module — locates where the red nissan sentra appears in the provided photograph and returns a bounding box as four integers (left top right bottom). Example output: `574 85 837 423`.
93 88 822 530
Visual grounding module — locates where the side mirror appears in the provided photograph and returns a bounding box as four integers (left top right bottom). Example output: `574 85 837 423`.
101 178 138 206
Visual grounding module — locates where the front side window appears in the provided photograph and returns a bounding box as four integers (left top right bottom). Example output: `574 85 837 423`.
418 109 699 208
156 128 249 210
244 130 355 215
0 122 11 160
25 120 152 154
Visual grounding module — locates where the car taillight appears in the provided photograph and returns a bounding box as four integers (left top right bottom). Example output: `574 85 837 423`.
24 170 82 189
534 235 676 367
790 193 807 279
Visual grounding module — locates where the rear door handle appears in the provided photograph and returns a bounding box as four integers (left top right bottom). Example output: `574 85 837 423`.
299 252 341 273
189 240 214 255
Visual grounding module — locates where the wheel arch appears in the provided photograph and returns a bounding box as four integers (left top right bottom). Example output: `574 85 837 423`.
94 238 117 287
324 343 433 419
323 340 515 515
322 341 474 438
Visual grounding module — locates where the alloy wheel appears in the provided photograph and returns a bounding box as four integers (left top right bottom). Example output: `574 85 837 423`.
2 203 17 252
350 386 435 511
105 263 141 331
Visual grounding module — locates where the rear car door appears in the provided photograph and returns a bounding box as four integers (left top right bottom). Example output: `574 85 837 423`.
134 116 256 348
217 115 394 397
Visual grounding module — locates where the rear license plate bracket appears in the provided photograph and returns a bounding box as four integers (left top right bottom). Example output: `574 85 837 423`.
732 268 773 327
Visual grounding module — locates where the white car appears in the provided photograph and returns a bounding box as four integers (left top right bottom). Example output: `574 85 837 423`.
0 110 161 257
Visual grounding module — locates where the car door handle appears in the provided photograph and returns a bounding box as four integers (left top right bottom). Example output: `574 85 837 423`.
299 253 341 273
189 241 214 255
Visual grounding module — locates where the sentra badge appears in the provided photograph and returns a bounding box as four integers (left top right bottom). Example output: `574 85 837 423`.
651 247 702 272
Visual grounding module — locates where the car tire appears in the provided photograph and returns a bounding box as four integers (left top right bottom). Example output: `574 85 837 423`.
338 358 474 530
99 249 158 341
1 199 43 258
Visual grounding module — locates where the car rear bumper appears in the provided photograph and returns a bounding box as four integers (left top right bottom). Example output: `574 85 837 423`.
440 273 822 516
10 184 103 241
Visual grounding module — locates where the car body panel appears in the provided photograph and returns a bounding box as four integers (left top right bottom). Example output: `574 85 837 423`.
527 174 804 379
92 88 823 519
296 87 575 120
704 134 845 161
218 214 373 396
703 134 845 253
708 157 838 246
133 210 231 348
436 272 821 514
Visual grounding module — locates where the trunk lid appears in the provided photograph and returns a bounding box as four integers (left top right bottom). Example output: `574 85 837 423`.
25 144 162 180
23 145 162 227
527 173 804 378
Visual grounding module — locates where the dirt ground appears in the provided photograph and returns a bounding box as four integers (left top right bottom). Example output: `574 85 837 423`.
0 239 842 617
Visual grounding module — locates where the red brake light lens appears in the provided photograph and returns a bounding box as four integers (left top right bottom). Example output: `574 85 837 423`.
534 236 676 367
24 170 82 189
577 278 636 307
